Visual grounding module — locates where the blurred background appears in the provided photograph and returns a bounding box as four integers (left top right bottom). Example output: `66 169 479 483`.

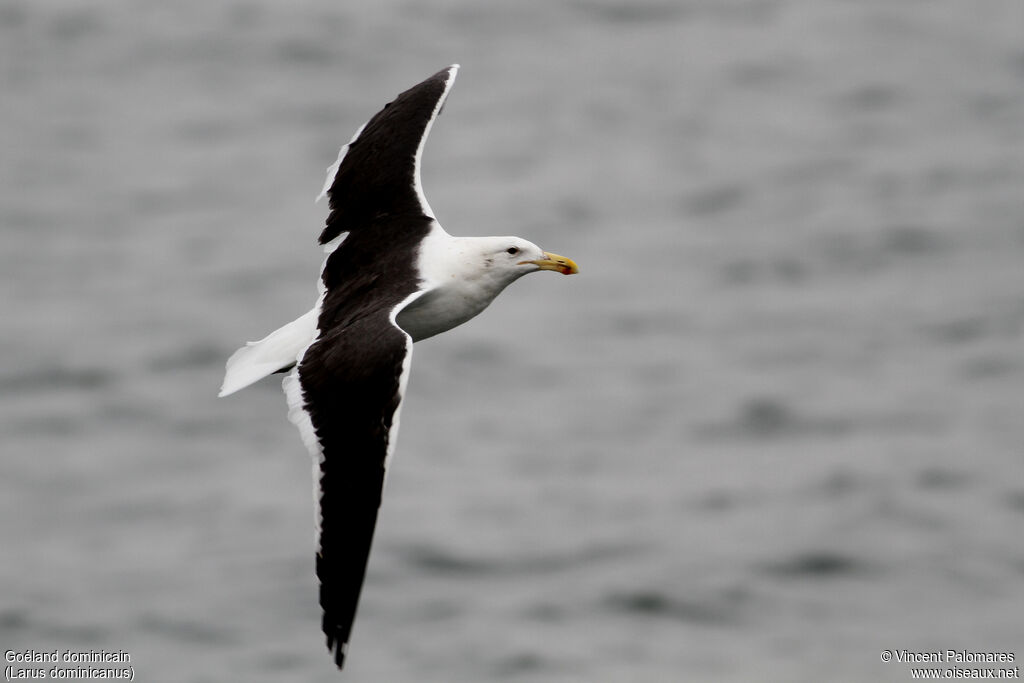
2 1 1022 681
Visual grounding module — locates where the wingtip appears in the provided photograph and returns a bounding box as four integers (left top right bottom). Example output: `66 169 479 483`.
327 638 348 670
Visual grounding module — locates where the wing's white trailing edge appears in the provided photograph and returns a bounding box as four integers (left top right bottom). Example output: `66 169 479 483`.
412 64 458 219
219 309 319 397
316 122 367 204
282 363 324 541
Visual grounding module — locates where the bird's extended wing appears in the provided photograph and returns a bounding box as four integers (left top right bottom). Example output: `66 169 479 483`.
317 64 459 246
284 305 417 669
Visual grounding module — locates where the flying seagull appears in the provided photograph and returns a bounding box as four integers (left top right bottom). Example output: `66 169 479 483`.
219 65 578 670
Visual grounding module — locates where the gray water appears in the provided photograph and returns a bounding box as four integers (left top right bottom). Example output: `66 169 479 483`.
3 1 1023 681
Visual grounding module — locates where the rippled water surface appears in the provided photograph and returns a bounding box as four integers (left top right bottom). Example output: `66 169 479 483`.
3 1 1023 681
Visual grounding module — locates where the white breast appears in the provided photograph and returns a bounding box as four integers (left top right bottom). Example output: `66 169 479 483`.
395 281 498 341
395 225 522 341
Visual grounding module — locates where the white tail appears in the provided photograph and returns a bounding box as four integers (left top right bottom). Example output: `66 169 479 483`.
219 309 319 397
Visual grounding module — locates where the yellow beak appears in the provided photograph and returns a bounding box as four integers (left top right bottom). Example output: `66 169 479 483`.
521 251 579 275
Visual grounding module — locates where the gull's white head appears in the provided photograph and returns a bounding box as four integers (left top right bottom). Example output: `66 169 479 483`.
397 233 578 342
464 235 579 286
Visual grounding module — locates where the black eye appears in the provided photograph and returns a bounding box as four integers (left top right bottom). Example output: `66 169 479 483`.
506 247 519 255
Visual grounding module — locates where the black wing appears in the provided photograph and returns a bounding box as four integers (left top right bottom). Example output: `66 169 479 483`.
287 309 415 669
318 64 459 246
